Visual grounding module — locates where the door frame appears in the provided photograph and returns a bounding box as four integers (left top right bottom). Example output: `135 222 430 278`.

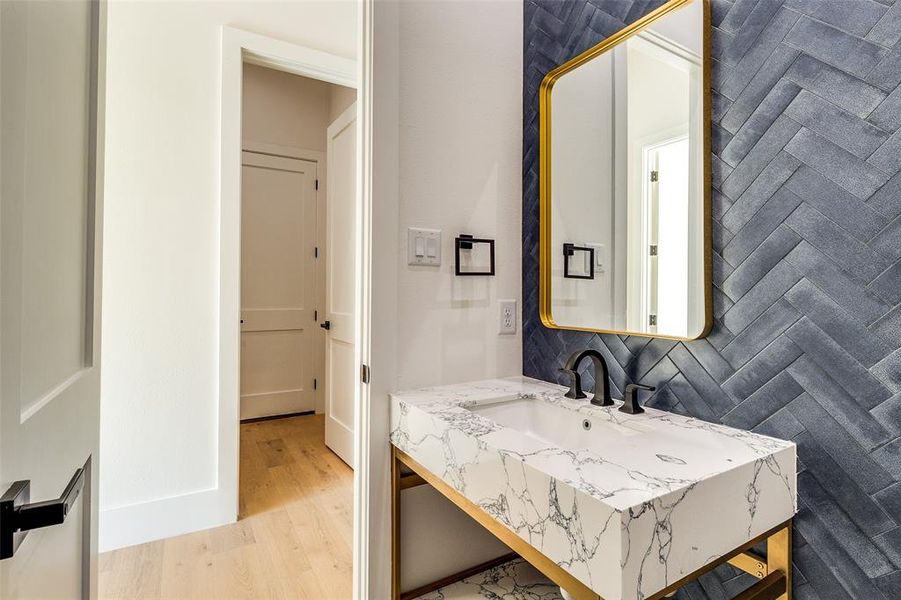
218 20 360 567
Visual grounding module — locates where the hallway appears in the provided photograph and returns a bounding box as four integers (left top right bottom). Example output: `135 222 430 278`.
98 415 353 599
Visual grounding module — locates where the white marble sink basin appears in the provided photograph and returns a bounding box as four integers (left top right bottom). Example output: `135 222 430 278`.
468 396 650 454
391 377 797 600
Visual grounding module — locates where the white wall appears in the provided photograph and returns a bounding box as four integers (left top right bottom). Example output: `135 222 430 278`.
394 0 524 590
99 0 355 551
242 63 355 151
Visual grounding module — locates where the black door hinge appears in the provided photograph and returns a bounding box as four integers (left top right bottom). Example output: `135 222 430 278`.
650 170 659 182
313 378 318 390
314 309 318 321
314 246 319 258
361 364 370 384
315 179 319 190
649 244 658 256
649 314 658 326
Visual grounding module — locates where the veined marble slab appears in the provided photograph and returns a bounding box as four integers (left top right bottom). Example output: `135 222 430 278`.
390 377 796 600
414 558 562 600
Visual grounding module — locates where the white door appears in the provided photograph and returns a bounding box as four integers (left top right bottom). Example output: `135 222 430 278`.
1 0 104 598
240 152 318 420
324 104 357 467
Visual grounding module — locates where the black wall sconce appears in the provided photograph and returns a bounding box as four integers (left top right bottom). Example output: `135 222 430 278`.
455 234 495 276
563 243 595 279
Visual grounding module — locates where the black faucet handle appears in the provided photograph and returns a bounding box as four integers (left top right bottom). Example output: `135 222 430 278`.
559 368 586 400
620 383 656 415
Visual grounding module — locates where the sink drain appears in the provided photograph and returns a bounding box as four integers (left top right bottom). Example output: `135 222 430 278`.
582 419 592 431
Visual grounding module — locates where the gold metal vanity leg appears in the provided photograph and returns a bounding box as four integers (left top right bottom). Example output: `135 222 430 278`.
767 521 791 600
392 447 402 600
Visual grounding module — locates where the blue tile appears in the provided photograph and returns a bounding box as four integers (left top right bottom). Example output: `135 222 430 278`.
665 373 718 422
684 338 735 384
793 501 891 599
786 0 888 37
721 115 802 200
784 128 890 200
721 152 800 232
722 298 800 368
867 38 901 92
869 129 901 175
798 470 896 578
871 392 901 435
874 482 901 525
869 171 901 221
784 16 888 78
717 0 757 33
872 438 901 479
788 357 895 452
752 405 805 439
722 188 802 266
786 317 891 409
720 7 800 101
872 348 901 394
872 216 901 262
784 166 890 241
722 260 802 333
722 336 802 399
868 86 901 132
785 241 891 323
718 0 783 67
872 305 901 347
669 344 737 416
785 279 894 367
723 371 802 429
722 226 800 302
723 80 801 166
784 53 887 118
868 1 901 47
796 431 898 538
785 203 890 282
785 90 890 160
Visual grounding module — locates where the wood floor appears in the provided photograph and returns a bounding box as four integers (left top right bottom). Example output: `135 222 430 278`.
98 414 353 599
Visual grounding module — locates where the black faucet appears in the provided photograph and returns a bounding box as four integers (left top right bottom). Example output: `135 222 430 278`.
620 383 655 414
560 349 613 406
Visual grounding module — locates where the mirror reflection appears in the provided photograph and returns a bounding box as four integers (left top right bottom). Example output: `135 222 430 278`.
542 0 709 339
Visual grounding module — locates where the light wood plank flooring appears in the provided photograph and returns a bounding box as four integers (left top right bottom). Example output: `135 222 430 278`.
99 414 353 599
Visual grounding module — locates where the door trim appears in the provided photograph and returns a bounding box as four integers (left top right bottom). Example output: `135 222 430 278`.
218 23 357 543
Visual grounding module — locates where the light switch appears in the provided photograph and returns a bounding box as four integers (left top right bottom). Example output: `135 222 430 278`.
407 228 441 266
587 243 605 273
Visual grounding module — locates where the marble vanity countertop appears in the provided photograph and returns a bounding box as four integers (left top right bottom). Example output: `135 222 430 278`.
390 376 796 600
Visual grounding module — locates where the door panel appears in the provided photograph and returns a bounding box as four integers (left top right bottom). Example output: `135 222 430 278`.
1 0 103 598
324 104 357 467
240 152 317 420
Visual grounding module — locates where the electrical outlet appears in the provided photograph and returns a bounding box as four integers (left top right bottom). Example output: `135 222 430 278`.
499 299 516 335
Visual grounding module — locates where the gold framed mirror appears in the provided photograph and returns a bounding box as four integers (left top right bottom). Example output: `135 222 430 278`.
539 0 712 340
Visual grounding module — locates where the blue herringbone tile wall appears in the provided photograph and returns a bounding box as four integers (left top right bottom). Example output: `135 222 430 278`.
522 1 901 598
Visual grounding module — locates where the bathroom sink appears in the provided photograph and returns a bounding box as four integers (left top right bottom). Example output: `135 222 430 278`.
391 376 796 600
468 396 644 454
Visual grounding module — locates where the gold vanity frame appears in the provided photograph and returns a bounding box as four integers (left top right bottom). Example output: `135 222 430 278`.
391 446 792 600
538 0 715 341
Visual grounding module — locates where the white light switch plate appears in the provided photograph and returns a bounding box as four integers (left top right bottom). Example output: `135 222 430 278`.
407 228 441 266
499 299 516 335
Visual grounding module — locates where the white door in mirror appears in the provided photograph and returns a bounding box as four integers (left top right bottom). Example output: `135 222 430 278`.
499 300 517 334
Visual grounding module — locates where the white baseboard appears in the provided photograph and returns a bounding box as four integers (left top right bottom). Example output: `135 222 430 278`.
99 487 235 552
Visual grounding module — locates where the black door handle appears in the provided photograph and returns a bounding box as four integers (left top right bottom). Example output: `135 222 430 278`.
0 468 85 560
320 320 331 330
